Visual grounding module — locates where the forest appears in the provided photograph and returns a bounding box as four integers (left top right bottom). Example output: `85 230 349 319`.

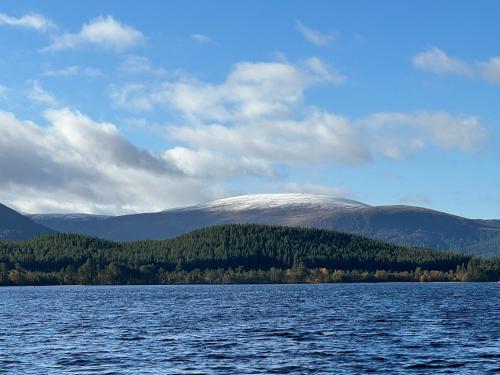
0 224 498 286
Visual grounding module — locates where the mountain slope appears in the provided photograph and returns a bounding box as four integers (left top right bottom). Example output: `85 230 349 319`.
314 205 500 257
0 203 53 241
3 224 496 286
2 224 472 272
28 194 500 257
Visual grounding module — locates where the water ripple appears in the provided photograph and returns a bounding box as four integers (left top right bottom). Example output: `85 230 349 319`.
0 283 498 374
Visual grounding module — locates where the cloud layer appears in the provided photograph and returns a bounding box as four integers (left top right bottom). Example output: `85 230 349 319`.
1 99 482 214
0 108 217 214
0 16 491 215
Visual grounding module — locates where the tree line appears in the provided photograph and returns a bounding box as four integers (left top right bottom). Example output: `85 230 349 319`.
0 224 498 286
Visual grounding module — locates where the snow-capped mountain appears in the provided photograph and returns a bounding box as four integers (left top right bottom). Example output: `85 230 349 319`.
189 194 369 211
25 193 500 258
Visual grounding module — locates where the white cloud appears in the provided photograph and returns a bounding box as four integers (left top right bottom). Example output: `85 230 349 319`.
0 12 54 32
363 111 487 157
27 81 58 105
110 83 154 112
412 47 473 76
303 57 346 84
109 58 487 180
192 33 216 44
0 108 221 214
163 147 274 178
119 55 166 76
0 106 364 214
412 47 500 84
169 111 370 166
42 16 144 52
0 55 488 214
43 65 102 77
111 58 345 119
296 21 336 46
478 57 500 83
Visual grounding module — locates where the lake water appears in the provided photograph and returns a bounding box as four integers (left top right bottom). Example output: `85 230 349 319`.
0 283 498 374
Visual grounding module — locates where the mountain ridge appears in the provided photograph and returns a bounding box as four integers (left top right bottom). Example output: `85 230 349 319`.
25 194 500 257
0 203 53 241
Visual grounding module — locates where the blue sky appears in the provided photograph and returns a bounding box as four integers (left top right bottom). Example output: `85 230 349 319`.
0 0 499 218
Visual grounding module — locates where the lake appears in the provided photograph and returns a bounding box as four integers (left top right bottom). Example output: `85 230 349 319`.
0 283 498 374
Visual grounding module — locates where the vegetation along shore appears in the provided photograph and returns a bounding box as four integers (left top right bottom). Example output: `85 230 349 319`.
1 224 498 286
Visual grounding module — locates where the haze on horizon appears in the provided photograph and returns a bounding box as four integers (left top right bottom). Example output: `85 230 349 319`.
0 0 499 218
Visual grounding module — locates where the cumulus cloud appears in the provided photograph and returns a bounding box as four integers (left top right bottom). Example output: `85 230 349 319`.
0 56 489 214
191 34 216 44
0 105 359 214
0 108 220 214
412 47 473 76
27 81 58 105
109 58 487 182
42 16 144 52
363 111 487 157
163 147 274 178
111 58 345 118
43 65 102 77
169 111 370 166
0 12 54 32
296 21 336 46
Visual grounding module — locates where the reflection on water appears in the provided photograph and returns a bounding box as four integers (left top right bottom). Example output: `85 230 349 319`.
0 283 498 374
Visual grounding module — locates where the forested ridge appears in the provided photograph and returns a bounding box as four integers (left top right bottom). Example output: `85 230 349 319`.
0 224 498 285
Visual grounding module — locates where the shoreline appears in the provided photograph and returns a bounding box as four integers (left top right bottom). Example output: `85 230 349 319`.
2 280 499 288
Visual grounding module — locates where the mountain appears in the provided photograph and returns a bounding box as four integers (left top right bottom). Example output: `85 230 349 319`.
28 194 500 257
3 224 497 286
0 203 53 241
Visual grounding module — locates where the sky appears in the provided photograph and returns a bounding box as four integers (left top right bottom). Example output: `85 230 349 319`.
0 0 499 218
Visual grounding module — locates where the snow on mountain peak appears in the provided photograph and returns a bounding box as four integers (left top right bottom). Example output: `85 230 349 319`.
194 193 369 211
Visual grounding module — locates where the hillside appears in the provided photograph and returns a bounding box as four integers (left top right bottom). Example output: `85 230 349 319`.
1 224 498 286
0 203 53 241
29 194 500 258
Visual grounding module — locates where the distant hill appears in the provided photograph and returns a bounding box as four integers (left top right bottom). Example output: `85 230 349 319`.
29 194 500 258
2 224 498 286
0 203 53 241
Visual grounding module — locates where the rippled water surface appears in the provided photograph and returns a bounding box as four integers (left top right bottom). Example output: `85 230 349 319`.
0 283 499 374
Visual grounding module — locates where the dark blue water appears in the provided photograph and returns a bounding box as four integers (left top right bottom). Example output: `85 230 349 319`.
0 283 498 374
